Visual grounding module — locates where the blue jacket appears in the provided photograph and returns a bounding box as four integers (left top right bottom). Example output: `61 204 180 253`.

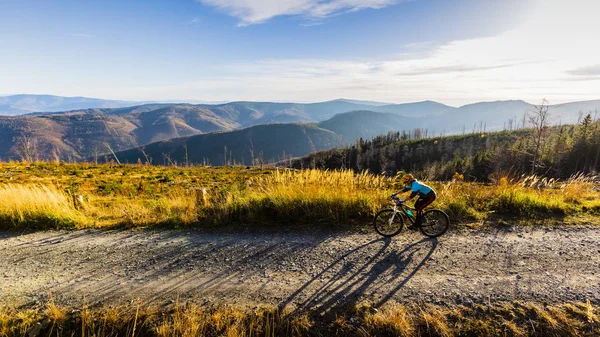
402 180 434 199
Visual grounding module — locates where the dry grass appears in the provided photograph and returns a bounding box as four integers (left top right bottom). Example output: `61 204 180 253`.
0 184 87 230
0 162 599 231
1 300 599 337
200 169 390 225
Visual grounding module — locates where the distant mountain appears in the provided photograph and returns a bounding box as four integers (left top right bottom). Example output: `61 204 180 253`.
333 98 392 106
0 105 238 161
424 100 532 133
105 123 344 166
420 100 600 134
370 100 456 117
2 96 599 163
318 110 413 143
549 100 600 125
0 99 452 161
0 94 454 120
0 94 140 115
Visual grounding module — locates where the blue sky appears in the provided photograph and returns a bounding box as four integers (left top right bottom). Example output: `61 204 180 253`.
1 0 599 105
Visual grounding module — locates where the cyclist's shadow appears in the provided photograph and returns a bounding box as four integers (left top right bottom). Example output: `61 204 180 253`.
279 235 438 315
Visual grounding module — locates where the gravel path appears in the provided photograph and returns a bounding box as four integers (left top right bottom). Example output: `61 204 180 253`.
1 227 599 312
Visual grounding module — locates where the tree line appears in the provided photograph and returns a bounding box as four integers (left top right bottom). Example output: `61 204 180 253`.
292 103 600 181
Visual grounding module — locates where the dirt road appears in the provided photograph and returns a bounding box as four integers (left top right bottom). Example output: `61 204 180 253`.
1 227 599 312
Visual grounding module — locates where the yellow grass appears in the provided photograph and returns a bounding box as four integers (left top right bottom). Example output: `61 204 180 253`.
200 169 390 225
0 184 87 229
1 300 599 337
0 163 599 230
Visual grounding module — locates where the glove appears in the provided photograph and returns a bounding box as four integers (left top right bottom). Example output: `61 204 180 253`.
391 193 397 198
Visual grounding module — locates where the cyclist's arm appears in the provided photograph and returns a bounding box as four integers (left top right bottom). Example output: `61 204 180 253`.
405 191 418 201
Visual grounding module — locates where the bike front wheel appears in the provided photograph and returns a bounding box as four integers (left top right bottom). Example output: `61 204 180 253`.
419 209 450 237
373 209 404 237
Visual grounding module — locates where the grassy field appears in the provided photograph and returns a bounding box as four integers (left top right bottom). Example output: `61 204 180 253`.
1 299 598 337
0 162 599 230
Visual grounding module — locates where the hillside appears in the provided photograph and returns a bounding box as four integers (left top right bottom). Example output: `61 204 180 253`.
317 110 413 143
369 100 455 117
105 123 344 165
0 107 238 161
100 110 421 166
421 100 532 133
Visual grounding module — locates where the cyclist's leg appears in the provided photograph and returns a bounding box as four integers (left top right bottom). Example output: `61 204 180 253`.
414 196 426 225
415 192 436 225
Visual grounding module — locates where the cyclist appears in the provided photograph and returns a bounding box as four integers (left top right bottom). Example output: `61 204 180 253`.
393 174 437 230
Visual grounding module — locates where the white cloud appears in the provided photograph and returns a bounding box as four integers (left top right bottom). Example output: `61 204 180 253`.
185 17 202 25
188 0 595 105
197 0 400 25
12 0 599 106
98 0 599 106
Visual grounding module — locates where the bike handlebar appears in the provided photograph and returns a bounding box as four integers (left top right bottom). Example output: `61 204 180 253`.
391 194 405 204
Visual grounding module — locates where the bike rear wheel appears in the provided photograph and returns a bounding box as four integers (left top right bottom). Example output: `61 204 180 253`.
419 209 450 237
373 209 404 237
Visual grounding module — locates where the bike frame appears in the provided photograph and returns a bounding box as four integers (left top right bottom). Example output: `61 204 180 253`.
391 200 417 225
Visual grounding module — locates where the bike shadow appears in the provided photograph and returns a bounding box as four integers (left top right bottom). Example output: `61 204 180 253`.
280 235 438 316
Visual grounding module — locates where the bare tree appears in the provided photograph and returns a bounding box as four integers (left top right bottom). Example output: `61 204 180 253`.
256 151 265 168
139 147 151 165
183 142 189 167
12 128 38 162
92 146 101 164
528 99 551 174
162 152 176 167
104 142 121 165
248 137 255 166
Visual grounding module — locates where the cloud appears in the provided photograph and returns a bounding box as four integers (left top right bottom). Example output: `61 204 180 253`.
185 17 202 25
395 62 530 76
34 0 599 106
566 64 600 77
197 0 401 25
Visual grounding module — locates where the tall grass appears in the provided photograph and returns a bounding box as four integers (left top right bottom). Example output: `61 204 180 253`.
200 169 390 226
1 300 598 337
0 163 599 230
0 184 86 230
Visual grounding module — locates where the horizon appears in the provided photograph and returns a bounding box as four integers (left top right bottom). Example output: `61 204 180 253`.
2 93 600 109
1 0 599 106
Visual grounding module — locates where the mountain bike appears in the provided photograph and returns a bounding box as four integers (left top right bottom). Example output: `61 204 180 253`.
373 194 449 237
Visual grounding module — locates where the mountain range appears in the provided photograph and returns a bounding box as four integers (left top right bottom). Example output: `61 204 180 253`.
0 94 229 116
0 95 139 116
0 94 599 164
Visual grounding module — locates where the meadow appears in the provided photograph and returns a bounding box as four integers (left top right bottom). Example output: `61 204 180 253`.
0 162 599 231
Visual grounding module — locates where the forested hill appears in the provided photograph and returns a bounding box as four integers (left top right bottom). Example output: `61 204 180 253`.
104 123 344 166
291 114 600 181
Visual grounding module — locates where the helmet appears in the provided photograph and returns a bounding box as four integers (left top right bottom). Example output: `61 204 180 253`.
401 174 415 185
